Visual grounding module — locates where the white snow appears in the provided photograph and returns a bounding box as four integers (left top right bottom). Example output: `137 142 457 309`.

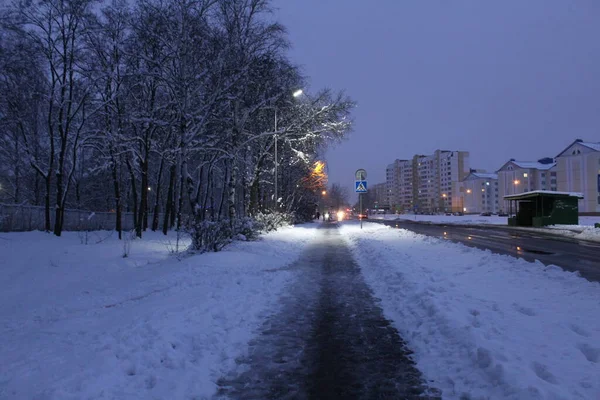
371 213 600 227
340 222 600 400
0 227 316 399
504 190 584 199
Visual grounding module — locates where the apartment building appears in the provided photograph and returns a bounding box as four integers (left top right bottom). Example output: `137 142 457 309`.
385 159 412 211
458 172 499 214
385 150 470 213
555 139 600 214
369 182 388 209
496 158 556 212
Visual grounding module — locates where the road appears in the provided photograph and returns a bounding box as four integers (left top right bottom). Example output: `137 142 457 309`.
374 219 600 282
217 224 440 399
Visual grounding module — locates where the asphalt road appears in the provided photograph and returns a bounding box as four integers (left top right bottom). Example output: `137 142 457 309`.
374 219 600 283
217 224 440 399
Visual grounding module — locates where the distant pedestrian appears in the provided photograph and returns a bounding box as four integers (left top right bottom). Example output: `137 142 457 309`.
316 211 320 220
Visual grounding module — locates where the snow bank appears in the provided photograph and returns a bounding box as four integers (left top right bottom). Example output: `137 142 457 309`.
370 214 509 225
371 214 600 228
0 226 315 399
340 222 600 400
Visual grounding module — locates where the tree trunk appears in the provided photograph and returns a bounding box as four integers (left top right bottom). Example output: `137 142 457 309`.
137 158 148 238
126 158 138 230
151 156 165 231
111 155 122 240
162 164 176 235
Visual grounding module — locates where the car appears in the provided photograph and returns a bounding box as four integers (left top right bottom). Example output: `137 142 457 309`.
480 212 492 217
498 212 509 217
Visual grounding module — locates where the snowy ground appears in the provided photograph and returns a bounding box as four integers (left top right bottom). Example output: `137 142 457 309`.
0 227 315 399
340 221 600 400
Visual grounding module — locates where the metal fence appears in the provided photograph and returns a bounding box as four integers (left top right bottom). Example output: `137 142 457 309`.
0 203 165 232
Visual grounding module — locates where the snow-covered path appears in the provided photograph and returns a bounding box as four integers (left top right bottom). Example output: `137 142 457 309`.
340 221 600 400
217 224 434 399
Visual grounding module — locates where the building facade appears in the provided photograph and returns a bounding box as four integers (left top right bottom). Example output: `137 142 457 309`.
385 150 470 213
496 159 556 212
458 172 499 214
555 140 600 214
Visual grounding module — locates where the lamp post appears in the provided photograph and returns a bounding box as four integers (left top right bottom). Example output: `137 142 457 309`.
273 89 303 210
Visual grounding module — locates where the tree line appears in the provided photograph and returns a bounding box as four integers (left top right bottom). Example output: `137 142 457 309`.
0 0 354 243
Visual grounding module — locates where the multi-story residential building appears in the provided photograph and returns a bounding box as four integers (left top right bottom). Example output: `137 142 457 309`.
555 139 600 214
496 158 556 212
385 150 470 213
369 182 388 210
458 172 499 214
385 163 395 209
385 159 411 211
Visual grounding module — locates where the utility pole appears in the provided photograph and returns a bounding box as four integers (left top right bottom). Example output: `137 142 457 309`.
274 108 278 210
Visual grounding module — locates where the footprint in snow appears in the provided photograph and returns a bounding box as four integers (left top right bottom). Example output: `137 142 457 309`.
576 343 600 363
531 361 557 384
513 303 536 317
570 323 590 338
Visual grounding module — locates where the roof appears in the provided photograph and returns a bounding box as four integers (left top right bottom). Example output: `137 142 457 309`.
469 172 498 180
511 161 556 170
580 142 600 151
503 190 584 200
556 139 600 157
496 159 556 172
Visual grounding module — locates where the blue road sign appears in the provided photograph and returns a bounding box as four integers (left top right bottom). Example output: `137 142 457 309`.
355 180 368 193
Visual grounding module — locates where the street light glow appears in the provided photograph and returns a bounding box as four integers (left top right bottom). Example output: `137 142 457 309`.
322 190 327 196
514 180 520 185
293 89 303 97
466 189 472 194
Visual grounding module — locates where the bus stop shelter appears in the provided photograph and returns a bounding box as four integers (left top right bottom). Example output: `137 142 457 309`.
503 190 583 227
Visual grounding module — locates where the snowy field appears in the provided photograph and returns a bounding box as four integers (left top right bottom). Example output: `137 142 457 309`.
340 222 600 400
0 227 315 399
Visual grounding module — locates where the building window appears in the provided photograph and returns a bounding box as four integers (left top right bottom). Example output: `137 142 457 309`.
551 172 557 177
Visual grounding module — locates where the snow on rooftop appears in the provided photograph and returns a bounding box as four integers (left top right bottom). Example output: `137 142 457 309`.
511 160 556 170
580 142 600 151
469 172 498 180
504 190 584 199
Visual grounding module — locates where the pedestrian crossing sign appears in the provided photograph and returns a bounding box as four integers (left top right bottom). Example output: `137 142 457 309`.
355 180 368 193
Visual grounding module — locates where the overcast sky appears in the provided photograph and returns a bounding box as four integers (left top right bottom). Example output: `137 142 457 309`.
275 0 600 193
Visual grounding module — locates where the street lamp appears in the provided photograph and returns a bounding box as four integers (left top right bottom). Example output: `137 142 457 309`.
274 89 304 209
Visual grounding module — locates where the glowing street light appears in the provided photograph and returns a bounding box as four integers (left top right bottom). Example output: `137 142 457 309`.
293 89 303 97
514 180 520 185
466 189 472 194
322 190 327 196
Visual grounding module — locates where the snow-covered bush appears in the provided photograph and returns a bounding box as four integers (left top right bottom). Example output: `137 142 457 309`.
189 219 233 253
188 211 293 253
234 217 262 240
253 211 292 233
